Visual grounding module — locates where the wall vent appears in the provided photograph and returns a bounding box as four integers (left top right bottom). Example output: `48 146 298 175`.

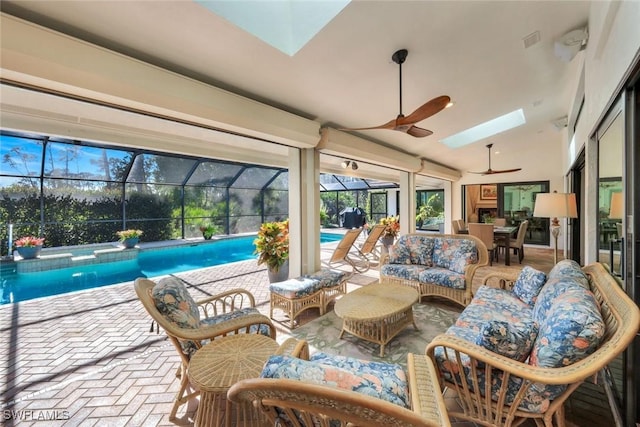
523 31 541 49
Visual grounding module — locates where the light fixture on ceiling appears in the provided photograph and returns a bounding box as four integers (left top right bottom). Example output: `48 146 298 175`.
554 26 588 63
341 160 358 170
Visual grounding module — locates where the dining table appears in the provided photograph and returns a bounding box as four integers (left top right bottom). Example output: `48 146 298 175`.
459 225 519 266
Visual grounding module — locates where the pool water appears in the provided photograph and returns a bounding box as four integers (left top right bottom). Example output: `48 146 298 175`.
0 232 344 305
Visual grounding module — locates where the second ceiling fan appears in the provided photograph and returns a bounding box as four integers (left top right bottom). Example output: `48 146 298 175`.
341 49 451 138
469 144 522 175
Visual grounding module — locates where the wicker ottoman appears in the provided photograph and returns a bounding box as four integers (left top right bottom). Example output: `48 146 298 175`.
270 269 348 328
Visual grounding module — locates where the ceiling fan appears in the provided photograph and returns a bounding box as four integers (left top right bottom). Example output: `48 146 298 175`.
469 144 522 175
340 49 451 138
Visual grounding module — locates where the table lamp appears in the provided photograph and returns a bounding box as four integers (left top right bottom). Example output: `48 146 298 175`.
533 192 578 264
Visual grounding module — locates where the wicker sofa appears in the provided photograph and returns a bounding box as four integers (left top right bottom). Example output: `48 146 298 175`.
380 233 488 306
426 260 640 427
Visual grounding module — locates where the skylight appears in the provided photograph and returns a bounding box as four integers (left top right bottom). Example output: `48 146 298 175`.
440 108 526 148
196 0 351 56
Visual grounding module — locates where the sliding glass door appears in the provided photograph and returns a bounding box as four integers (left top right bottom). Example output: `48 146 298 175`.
498 182 550 245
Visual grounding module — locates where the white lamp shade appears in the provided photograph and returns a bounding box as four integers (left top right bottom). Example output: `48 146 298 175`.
533 192 578 219
609 192 623 219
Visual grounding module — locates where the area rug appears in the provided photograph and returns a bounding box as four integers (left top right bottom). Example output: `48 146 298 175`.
288 302 461 366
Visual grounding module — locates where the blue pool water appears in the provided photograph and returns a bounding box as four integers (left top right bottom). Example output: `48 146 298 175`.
0 232 344 305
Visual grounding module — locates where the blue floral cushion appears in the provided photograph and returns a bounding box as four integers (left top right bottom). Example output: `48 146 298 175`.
261 354 409 408
432 238 478 274
530 287 605 368
532 278 587 325
401 235 435 266
419 267 466 289
454 286 533 333
388 239 412 264
304 269 348 288
380 264 428 282
152 277 200 329
512 266 547 306
269 277 322 298
547 259 589 289
475 320 538 362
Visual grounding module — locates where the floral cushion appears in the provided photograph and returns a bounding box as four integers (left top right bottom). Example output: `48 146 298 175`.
475 320 538 362
303 269 348 288
532 278 588 325
269 277 323 298
432 238 478 274
529 287 605 368
454 286 534 333
261 354 410 408
399 234 435 266
512 266 547 306
547 259 589 289
419 267 466 290
179 307 272 356
388 240 412 265
152 277 200 329
380 263 428 282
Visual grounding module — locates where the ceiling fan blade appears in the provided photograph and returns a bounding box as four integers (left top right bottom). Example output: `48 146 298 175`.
405 125 433 138
483 168 522 175
398 95 451 125
339 118 397 132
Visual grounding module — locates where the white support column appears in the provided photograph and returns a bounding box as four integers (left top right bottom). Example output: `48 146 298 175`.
287 147 302 278
443 180 452 234
398 171 416 235
296 148 321 274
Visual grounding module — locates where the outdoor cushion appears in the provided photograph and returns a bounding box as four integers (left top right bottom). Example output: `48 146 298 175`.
261 354 410 408
530 287 605 368
380 263 428 282
432 238 478 274
388 240 412 265
418 267 466 290
303 268 348 288
533 278 589 325
547 259 589 289
475 319 538 362
269 277 323 299
512 266 547 306
152 277 200 329
396 234 435 266
454 286 533 333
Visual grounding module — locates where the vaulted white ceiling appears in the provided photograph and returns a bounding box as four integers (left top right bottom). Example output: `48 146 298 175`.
1 0 590 179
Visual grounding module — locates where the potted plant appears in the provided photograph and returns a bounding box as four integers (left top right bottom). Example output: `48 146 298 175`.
379 216 400 247
14 236 45 259
116 229 143 249
199 224 218 240
254 219 289 283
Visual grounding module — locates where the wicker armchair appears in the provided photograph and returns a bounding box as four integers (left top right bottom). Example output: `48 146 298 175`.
227 353 451 426
425 262 640 427
134 277 276 421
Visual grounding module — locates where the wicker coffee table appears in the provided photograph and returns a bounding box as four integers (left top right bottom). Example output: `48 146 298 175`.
188 334 279 427
334 282 419 356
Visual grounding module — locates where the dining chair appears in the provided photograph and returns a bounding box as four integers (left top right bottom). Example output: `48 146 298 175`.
467 223 498 265
499 220 528 263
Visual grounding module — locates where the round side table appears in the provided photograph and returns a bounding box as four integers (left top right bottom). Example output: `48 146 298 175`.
188 334 279 427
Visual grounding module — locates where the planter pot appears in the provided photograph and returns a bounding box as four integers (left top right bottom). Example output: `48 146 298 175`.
267 259 289 283
16 245 42 259
122 237 139 249
381 236 395 248
202 232 213 240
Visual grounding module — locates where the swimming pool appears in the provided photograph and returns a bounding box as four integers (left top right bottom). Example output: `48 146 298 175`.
0 232 345 305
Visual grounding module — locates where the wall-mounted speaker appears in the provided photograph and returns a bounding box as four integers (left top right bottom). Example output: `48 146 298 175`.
554 27 588 63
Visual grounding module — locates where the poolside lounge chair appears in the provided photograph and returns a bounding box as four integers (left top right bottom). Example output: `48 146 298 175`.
134 276 276 421
325 228 367 273
355 223 386 264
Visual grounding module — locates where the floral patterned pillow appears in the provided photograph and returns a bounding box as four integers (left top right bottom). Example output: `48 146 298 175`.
512 266 547 306
388 240 412 265
475 320 538 362
152 277 200 329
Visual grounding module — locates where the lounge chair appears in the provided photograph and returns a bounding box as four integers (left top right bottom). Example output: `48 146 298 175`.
354 223 386 265
325 228 366 273
134 276 276 421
